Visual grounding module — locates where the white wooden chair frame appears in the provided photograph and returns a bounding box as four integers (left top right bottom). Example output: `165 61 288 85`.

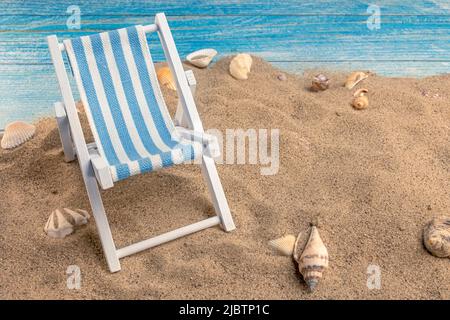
47 13 235 273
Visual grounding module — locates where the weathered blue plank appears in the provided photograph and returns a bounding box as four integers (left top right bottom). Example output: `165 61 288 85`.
0 15 449 65
1 0 449 16
0 1 449 127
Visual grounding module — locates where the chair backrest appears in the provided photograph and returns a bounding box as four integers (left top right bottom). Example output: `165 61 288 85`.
64 25 179 167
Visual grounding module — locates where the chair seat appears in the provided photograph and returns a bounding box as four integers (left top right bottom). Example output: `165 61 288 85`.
110 139 204 182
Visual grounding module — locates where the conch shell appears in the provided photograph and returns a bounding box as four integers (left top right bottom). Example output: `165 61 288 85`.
268 235 296 256
186 49 217 68
423 216 450 258
1 121 36 150
229 53 252 80
294 226 329 292
157 67 177 91
352 88 369 110
44 208 90 239
345 71 369 89
311 74 330 91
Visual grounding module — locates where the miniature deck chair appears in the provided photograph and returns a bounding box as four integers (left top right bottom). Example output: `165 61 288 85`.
47 13 235 272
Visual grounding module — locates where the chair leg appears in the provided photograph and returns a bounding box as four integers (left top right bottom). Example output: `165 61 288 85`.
54 102 76 162
82 163 121 272
201 155 236 231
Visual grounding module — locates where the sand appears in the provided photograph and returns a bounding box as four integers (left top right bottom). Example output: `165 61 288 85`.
0 57 449 300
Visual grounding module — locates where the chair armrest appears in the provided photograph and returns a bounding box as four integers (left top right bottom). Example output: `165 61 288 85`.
89 148 114 190
175 126 220 158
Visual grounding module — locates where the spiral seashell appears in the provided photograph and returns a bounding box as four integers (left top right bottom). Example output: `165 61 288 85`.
268 234 296 256
229 53 252 80
44 208 90 239
352 88 369 110
1 121 36 150
423 216 450 258
345 71 369 89
157 67 177 91
186 48 217 68
295 226 329 292
311 74 330 91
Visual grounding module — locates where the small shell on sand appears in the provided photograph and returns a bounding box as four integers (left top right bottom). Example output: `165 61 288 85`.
186 49 217 68
423 216 450 258
294 226 329 292
44 208 90 239
352 88 369 110
345 71 369 89
76 100 84 113
277 73 287 81
311 74 330 91
268 234 296 256
1 121 36 150
157 67 177 91
229 53 253 80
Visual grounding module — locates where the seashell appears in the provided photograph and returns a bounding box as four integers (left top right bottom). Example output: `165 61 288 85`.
294 226 329 292
311 74 330 91
345 71 369 89
186 48 217 68
157 67 177 91
277 73 287 81
229 53 252 80
268 234 296 256
75 100 84 113
423 216 450 258
44 208 90 239
1 121 36 150
352 88 369 110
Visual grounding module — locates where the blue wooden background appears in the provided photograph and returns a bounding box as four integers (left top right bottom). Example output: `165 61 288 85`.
0 0 449 128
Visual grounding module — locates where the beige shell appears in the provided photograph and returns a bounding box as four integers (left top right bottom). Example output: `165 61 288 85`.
345 71 369 89
186 48 217 68
229 53 252 80
423 216 450 258
311 74 330 91
157 67 177 91
44 208 90 239
268 234 296 256
1 121 36 150
75 100 84 113
294 226 329 292
352 88 369 110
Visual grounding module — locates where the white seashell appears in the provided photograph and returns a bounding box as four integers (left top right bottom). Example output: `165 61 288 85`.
268 234 296 256
44 208 90 239
1 121 36 149
186 49 217 68
295 226 329 292
423 216 450 258
229 53 253 80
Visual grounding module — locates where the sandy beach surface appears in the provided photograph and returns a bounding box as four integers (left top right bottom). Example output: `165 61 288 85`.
0 57 449 299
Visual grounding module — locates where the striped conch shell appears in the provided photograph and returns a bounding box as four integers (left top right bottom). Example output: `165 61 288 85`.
186 48 217 68
311 74 330 91
44 208 90 239
345 71 369 89
268 234 296 256
352 88 369 110
157 66 177 91
1 121 36 150
229 53 252 80
423 216 450 258
294 226 329 292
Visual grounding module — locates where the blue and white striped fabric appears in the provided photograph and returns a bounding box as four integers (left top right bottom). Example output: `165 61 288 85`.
64 26 203 182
